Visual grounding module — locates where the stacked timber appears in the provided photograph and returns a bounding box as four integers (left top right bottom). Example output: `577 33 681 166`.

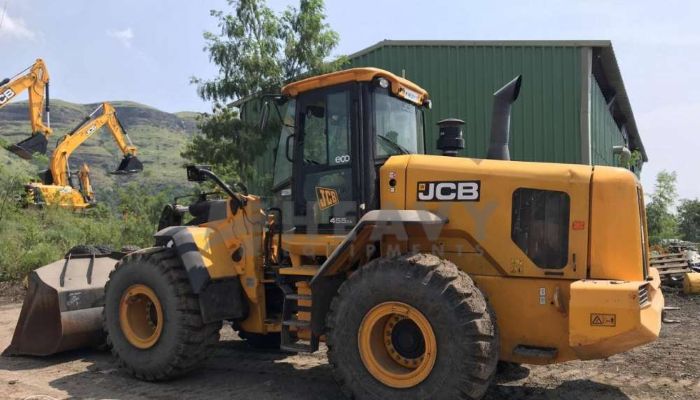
650 253 691 284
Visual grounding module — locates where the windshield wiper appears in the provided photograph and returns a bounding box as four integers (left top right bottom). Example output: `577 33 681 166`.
377 134 410 155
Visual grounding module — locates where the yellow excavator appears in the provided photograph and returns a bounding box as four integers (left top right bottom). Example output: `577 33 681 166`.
0 58 53 159
5 68 662 400
24 102 143 209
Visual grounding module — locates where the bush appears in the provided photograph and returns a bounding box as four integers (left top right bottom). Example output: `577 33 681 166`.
0 169 182 281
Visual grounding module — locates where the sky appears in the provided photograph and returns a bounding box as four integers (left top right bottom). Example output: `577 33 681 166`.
1 0 699 199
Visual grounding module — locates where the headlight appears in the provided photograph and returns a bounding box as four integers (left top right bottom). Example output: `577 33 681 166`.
376 77 390 89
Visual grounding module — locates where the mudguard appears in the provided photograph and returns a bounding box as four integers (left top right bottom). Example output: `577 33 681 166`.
153 225 247 323
154 226 212 293
309 210 446 335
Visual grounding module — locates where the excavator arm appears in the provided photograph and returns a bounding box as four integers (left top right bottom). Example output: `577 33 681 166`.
48 102 143 187
1 59 52 159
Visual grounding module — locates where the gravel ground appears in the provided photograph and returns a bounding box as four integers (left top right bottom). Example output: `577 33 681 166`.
0 283 698 400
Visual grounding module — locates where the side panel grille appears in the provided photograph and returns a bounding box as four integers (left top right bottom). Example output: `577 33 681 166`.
638 284 650 307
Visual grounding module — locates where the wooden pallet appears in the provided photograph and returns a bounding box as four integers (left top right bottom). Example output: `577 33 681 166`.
650 253 691 278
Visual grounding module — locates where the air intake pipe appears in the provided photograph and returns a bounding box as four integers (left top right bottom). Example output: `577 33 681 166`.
436 118 465 156
486 75 522 161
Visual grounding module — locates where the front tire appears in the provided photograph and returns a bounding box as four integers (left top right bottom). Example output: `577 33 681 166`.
327 253 499 400
103 247 221 381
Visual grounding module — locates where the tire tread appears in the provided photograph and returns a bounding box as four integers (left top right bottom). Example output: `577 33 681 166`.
103 247 220 381
326 253 499 400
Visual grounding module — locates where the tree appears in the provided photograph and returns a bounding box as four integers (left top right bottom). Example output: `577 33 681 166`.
678 199 700 243
646 170 679 244
185 0 343 193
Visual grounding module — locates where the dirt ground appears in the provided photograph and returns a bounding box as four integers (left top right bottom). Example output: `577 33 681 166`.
0 284 698 400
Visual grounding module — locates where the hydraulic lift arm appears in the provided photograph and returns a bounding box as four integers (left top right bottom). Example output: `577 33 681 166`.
48 102 142 188
1 59 52 158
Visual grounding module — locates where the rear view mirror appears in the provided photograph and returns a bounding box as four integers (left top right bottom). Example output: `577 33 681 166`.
186 164 212 182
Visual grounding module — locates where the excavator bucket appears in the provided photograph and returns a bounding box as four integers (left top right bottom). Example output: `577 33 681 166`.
3 253 119 356
6 134 48 160
112 154 143 174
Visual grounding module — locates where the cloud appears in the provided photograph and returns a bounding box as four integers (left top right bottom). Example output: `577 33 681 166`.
107 27 134 48
0 12 36 40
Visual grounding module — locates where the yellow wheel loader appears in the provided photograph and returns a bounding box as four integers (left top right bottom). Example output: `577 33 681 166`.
0 59 53 159
5 68 663 400
24 102 143 209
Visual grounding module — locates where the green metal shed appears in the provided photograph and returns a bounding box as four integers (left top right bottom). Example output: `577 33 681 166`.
347 40 646 172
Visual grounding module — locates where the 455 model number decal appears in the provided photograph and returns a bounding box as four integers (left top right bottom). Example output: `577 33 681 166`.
417 181 480 202
0 88 16 105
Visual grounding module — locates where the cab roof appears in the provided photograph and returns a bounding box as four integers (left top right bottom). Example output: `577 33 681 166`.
281 67 430 106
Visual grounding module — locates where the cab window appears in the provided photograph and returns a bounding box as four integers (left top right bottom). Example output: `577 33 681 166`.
302 92 351 166
374 88 424 158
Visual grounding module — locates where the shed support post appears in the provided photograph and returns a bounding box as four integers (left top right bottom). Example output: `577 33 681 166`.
579 47 593 165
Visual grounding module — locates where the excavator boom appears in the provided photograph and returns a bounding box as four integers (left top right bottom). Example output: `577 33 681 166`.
48 102 142 188
25 101 143 209
1 59 52 159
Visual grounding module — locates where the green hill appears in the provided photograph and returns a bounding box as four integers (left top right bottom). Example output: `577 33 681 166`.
0 100 201 192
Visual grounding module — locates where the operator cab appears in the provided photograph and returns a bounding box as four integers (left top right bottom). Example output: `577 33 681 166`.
270 68 430 234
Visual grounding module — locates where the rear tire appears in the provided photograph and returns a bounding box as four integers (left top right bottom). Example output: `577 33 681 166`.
103 247 221 381
327 253 499 400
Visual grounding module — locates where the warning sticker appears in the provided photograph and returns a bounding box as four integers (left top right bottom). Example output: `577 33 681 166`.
590 313 616 327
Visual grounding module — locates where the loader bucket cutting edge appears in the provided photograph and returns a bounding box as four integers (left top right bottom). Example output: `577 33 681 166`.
3 255 119 356
112 155 143 175
6 134 48 160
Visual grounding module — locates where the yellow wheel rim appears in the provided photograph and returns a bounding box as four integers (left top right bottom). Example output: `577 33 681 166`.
119 284 163 349
358 302 437 388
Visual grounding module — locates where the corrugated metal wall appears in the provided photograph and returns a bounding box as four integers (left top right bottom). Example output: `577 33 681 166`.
590 78 624 166
349 44 583 163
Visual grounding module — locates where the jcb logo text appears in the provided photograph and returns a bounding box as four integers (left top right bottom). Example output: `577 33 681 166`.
0 88 16 105
417 181 480 202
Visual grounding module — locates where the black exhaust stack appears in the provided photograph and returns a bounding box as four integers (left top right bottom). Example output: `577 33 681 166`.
486 75 522 161
436 118 465 156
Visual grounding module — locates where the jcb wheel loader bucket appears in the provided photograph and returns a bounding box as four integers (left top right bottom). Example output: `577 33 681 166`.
2 254 119 356
112 155 143 175
6 134 48 160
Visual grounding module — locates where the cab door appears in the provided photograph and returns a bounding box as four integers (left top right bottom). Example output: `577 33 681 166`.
292 84 360 234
